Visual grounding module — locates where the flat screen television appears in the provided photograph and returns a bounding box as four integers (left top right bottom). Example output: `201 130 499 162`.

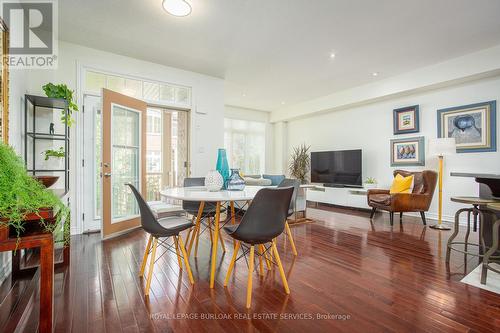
311 149 362 187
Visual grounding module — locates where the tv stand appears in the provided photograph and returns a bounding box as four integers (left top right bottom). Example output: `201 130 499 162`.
323 183 344 188
323 183 363 189
307 185 370 209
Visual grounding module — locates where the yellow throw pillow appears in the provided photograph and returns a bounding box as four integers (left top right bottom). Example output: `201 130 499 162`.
389 174 414 194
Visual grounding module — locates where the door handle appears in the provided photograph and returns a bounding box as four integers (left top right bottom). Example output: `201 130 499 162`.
104 172 112 177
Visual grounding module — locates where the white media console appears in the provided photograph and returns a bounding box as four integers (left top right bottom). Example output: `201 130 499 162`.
306 185 371 210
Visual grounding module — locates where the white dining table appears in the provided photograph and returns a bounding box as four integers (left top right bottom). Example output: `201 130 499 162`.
159 186 263 288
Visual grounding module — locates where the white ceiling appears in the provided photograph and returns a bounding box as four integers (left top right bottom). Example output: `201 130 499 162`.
59 0 500 111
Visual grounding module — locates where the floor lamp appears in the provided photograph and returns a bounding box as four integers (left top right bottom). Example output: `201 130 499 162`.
428 138 456 230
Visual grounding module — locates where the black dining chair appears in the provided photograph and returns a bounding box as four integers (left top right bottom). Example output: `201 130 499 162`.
127 184 195 295
183 177 227 257
223 187 294 308
277 178 300 256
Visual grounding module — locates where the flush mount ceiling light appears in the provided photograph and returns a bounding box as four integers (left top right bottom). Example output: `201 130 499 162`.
162 0 192 17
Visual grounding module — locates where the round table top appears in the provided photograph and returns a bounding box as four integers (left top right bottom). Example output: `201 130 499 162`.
160 186 263 202
450 196 500 205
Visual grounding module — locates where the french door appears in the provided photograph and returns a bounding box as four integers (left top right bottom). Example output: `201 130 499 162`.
81 94 190 235
101 89 147 239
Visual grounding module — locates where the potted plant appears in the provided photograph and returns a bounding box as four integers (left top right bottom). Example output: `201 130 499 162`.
364 177 378 189
42 83 79 127
0 142 70 242
289 144 310 184
42 147 65 170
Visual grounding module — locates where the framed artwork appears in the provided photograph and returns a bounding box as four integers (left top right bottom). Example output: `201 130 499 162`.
390 136 425 166
393 105 419 135
0 18 8 143
437 101 496 153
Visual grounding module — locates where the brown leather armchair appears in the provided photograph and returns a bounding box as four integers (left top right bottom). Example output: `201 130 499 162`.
367 170 438 226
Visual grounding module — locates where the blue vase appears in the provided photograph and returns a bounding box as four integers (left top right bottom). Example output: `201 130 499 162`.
227 169 245 191
216 148 230 189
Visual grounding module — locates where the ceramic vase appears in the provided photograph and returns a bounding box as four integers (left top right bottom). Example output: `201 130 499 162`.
227 169 245 191
205 170 224 192
216 148 230 189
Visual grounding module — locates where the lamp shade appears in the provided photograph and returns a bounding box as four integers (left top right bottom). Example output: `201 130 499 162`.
428 138 456 157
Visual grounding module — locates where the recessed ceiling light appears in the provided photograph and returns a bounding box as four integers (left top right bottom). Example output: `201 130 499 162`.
162 0 192 17
281 101 285 105
330 52 336 59
372 72 379 77
242 93 246 97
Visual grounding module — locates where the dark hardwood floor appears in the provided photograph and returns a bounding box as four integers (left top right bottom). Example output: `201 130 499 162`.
2 206 500 332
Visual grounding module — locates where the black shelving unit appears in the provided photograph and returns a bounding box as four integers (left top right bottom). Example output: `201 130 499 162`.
24 94 69 193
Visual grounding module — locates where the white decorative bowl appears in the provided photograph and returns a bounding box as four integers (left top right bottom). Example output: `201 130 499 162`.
205 170 223 192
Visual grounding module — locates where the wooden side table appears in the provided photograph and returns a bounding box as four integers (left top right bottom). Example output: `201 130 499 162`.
0 208 68 333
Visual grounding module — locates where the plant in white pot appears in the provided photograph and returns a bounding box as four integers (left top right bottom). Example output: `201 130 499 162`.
289 144 310 184
364 177 378 189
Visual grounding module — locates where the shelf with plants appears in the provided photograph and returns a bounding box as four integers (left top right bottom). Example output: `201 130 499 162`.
24 94 70 193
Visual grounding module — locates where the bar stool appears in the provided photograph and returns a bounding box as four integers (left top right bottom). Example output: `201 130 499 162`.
446 196 499 263
481 202 500 284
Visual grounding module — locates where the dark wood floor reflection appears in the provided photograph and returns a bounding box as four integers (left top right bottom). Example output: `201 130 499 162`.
2 206 500 332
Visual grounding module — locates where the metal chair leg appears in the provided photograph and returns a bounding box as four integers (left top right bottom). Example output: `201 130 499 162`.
446 209 464 263
464 210 472 263
481 219 500 284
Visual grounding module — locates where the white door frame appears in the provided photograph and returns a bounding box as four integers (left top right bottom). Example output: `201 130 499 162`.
75 62 192 234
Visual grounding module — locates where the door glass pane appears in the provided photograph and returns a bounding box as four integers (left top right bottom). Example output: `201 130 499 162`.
112 105 140 222
146 108 163 201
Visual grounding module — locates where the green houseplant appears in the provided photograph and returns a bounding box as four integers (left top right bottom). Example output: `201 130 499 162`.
43 147 65 161
42 83 79 127
289 144 310 184
364 177 378 189
0 142 70 242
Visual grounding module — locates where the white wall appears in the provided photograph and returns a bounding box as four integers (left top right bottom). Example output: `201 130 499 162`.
23 41 225 234
286 75 500 222
224 105 274 173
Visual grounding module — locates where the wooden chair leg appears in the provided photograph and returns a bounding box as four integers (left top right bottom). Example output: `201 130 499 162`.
258 245 264 276
219 228 227 253
272 240 290 294
224 241 240 286
194 220 201 258
188 202 205 256
285 222 298 256
185 216 195 246
246 245 255 308
139 235 153 277
145 238 158 296
208 217 214 243
174 236 183 268
178 234 195 284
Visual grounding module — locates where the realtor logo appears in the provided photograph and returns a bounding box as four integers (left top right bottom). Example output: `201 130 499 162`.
1 0 58 68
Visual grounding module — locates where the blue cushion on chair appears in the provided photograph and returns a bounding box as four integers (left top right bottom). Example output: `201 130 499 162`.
262 174 285 186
